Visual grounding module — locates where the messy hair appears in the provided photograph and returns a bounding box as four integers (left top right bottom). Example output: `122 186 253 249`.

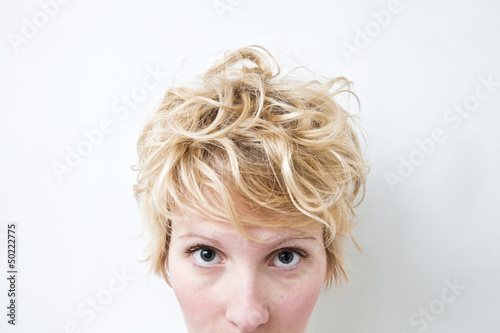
133 45 367 289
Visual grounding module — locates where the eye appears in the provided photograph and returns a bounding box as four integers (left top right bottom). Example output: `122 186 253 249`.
192 247 222 266
271 250 301 267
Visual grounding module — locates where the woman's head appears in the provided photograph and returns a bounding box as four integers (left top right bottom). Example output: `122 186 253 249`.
133 45 367 331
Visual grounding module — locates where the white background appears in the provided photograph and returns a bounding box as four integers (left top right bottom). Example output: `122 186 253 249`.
1 0 499 332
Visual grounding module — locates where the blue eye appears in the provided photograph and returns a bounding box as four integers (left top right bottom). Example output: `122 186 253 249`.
192 248 222 266
272 250 301 267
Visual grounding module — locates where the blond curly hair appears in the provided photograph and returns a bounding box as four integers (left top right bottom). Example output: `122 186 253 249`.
133 45 367 289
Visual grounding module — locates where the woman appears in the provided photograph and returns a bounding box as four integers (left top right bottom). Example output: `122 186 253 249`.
133 45 367 332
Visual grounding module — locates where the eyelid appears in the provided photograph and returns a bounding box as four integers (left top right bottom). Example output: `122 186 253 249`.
185 243 219 255
269 245 310 269
274 246 310 259
184 243 311 268
185 243 224 267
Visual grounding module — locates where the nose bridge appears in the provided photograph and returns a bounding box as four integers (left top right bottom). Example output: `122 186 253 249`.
225 265 269 331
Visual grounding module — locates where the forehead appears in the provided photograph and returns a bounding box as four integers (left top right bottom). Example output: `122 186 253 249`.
172 213 322 244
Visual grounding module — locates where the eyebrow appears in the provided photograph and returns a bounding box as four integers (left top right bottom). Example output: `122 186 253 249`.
178 232 319 249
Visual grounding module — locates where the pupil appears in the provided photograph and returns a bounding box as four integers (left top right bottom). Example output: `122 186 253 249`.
279 251 294 264
200 249 215 261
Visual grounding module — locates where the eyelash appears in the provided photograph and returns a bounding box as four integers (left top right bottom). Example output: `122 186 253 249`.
184 243 311 268
277 246 310 260
184 243 221 269
185 243 218 256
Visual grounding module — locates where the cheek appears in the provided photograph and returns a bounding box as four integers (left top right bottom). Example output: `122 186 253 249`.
168 257 224 330
272 275 324 328
269 258 327 329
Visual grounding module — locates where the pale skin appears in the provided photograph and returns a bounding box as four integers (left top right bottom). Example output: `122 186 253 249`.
167 213 328 333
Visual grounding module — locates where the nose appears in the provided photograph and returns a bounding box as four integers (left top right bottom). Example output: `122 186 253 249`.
225 273 269 332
